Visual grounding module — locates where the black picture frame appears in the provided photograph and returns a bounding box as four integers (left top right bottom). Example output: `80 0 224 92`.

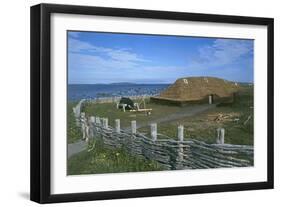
30 3 274 204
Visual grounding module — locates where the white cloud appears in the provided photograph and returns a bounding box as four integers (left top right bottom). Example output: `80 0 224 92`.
68 32 81 38
68 52 186 84
190 39 253 69
106 49 147 62
68 38 148 67
69 53 139 71
68 38 94 52
68 36 253 84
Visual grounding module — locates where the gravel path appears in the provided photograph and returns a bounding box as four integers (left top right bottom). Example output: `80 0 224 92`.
68 140 87 158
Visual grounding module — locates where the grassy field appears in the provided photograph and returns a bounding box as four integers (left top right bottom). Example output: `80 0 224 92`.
82 99 185 128
67 101 164 175
138 87 253 145
68 138 164 175
81 86 253 145
67 85 253 174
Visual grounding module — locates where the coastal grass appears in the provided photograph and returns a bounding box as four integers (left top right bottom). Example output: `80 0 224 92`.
139 86 254 145
139 87 254 145
67 86 253 174
67 101 164 174
82 98 184 128
81 86 253 145
67 138 164 175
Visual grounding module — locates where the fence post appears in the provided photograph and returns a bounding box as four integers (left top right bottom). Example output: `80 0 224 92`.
131 120 136 134
81 112 85 118
89 116 95 138
90 116 95 123
151 123 157 141
115 119 120 133
216 128 225 144
216 128 221 144
95 117 101 134
220 128 225 144
103 118 108 129
85 122 89 142
177 125 184 168
101 118 105 128
81 120 86 140
178 125 184 141
95 117 100 125
81 117 89 142
99 118 103 127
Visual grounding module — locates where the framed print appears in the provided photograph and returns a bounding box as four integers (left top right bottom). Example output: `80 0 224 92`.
30 3 274 203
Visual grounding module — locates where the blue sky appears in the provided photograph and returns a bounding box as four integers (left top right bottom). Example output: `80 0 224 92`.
68 31 254 84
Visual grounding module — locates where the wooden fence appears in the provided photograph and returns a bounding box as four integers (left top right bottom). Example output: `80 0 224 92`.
82 95 152 104
78 113 253 170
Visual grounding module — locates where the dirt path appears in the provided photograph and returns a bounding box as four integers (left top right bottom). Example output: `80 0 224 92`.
124 104 216 131
68 140 87 158
68 104 216 158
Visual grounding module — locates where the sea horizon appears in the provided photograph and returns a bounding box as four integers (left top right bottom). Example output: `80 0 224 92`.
68 83 173 85
68 83 170 101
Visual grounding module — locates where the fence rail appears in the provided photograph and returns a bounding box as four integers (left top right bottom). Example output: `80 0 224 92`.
80 95 153 104
74 100 254 170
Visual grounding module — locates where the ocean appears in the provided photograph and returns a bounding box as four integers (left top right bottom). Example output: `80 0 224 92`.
68 84 170 101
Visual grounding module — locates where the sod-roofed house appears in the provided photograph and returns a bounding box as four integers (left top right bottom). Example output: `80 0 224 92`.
151 77 239 106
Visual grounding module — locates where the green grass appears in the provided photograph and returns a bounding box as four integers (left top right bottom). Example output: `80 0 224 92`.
82 86 253 145
67 100 164 174
67 102 82 144
67 138 164 175
138 86 254 145
82 99 184 128
67 86 253 174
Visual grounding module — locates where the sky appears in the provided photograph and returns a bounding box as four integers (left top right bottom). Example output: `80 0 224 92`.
68 31 254 84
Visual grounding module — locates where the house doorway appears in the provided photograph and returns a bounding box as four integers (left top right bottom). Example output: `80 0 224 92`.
208 94 214 104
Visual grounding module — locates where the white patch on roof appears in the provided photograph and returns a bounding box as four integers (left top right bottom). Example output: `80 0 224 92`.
204 77 208 83
183 79 188 85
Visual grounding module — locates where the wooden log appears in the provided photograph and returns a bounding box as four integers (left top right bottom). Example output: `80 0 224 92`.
243 115 252 125
129 108 152 112
123 104 126 112
190 146 251 166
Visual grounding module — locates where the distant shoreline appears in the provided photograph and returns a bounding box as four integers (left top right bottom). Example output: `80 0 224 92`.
68 94 153 104
68 83 173 85
67 84 169 101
